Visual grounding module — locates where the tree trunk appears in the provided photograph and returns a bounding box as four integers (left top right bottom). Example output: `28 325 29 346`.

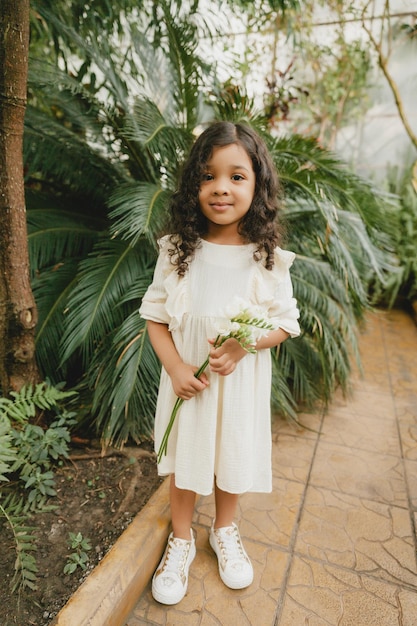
0 0 39 394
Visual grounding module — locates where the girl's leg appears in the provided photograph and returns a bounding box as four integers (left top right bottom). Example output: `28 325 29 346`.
213 482 239 528
170 474 196 539
210 480 253 589
152 475 196 605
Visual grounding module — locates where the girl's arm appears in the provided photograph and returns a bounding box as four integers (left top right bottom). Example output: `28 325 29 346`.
209 328 290 376
254 327 290 350
146 321 209 400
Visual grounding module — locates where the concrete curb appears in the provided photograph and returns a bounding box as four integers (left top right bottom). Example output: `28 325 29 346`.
51 477 170 626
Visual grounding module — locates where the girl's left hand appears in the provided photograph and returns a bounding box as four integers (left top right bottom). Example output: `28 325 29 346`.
208 338 248 376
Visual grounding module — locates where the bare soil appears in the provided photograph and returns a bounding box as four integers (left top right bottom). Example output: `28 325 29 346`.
0 441 162 626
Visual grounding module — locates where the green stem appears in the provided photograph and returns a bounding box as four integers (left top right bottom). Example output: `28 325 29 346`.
156 336 221 463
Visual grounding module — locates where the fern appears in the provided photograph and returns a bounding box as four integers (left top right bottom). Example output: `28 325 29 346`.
0 495 38 593
0 381 77 424
0 414 17 480
0 381 78 593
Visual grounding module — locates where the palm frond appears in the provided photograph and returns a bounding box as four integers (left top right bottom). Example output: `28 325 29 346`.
276 336 324 409
375 166 417 306
122 98 192 185
61 238 154 365
31 6 135 110
152 1 211 130
291 255 361 397
271 134 397 233
24 106 123 205
32 260 79 382
28 58 104 120
80 254 159 444
27 208 101 276
89 315 160 445
270 351 299 419
108 182 172 246
28 32 159 185
210 81 270 132
31 0 148 63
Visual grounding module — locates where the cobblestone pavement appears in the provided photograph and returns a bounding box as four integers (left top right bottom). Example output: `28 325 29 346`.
127 309 417 626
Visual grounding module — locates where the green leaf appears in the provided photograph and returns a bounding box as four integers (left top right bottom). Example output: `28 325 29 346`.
61 239 151 364
108 182 172 245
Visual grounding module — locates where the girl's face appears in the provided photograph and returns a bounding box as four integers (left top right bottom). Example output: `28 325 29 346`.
198 143 256 243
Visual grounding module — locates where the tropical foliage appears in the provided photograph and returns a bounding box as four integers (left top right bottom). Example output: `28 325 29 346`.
25 0 398 446
376 163 417 307
0 382 77 592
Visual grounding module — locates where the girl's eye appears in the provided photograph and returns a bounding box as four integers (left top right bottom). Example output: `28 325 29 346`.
202 173 213 181
232 174 244 181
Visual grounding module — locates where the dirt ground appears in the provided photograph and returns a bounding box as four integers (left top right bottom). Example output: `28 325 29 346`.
0 441 162 626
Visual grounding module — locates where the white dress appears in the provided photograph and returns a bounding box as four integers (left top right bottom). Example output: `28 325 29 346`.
139 236 300 496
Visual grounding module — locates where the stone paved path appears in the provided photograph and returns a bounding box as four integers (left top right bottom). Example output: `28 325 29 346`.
126 309 417 625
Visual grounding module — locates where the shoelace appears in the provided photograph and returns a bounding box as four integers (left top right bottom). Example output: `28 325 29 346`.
216 528 246 563
162 538 190 575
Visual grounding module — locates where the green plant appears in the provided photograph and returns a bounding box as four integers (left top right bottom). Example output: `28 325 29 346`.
291 37 371 148
63 532 92 575
4 384 78 510
0 381 78 592
25 0 208 445
25 1 397 447
0 495 38 592
0 408 17 478
376 164 417 307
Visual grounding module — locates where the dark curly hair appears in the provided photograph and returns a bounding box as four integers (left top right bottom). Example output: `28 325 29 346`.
166 121 284 275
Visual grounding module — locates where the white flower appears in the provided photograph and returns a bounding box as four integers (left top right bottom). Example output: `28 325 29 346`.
214 320 241 336
224 296 249 319
249 325 274 343
244 303 265 318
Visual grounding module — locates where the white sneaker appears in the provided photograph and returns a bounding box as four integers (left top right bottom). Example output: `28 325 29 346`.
209 522 253 589
152 531 196 605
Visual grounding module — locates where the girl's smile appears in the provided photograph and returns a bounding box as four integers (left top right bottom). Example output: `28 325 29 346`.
210 202 232 210
199 143 256 243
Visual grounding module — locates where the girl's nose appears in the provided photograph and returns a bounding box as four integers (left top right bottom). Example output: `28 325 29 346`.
213 180 229 195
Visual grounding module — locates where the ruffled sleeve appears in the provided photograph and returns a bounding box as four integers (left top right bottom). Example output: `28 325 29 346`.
139 236 188 330
253 247 301 338
139 236 174 325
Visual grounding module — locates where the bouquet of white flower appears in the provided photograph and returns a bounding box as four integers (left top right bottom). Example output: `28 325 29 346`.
157 298 280 463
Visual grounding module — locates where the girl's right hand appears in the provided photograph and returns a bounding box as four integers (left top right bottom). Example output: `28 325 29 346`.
169 362 209 400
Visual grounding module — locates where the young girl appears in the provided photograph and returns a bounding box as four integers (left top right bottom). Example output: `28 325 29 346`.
139 121 300 605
